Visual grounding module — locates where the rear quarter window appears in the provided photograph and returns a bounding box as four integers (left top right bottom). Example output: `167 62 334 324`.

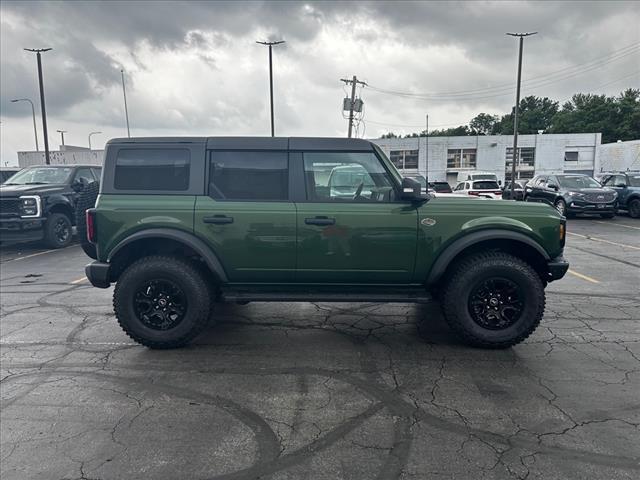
114 149 190 191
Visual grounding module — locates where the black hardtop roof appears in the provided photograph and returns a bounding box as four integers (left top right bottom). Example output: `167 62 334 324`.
106 136 375 151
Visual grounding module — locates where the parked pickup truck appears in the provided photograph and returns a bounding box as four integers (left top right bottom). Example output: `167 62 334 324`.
84 137 568 350
0 164 101 247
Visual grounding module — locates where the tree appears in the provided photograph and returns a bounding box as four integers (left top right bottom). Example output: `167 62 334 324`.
469 113 499 135
380 132 399 139
495 96 559 134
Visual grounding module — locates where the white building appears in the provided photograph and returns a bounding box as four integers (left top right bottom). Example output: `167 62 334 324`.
18 145 104 168
594 139 640 173
372 133 602 185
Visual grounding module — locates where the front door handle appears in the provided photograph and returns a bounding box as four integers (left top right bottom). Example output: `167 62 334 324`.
305 216 335 226
203 215 234 225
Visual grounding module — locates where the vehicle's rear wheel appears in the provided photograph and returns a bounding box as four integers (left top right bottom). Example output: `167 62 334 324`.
554 199 567 216
113 255 212 349
441 252 545 349
75 181 100 258
628 198 640 218
43 212 73 249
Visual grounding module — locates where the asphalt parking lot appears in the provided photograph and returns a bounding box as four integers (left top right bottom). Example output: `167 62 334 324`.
1 216 639 480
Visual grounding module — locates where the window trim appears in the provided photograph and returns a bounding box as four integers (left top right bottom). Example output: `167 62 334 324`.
206 149 291 202
294 149 405 204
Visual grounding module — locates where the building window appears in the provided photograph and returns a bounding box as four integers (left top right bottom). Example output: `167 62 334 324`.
389 150 419 170
505 147 535 168
564 151 579 161
447 149 477 169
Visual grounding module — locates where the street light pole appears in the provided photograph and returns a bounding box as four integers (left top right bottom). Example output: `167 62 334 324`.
24 48 52 164
56 129 67 146
256 40 285 137
506 32 537 200
88 131 102 150
121 70 131 138
11 98 39 151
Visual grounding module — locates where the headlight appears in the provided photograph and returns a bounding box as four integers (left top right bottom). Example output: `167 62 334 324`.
568 191 584 197
19 195 41 218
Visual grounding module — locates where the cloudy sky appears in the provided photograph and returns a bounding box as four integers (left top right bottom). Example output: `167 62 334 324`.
1 0 638 165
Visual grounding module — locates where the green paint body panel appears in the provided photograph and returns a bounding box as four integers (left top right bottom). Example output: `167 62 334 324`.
194 197 296 282
95 194 196 262
96 191 564 286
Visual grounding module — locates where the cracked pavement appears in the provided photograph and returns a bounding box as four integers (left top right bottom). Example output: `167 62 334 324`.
1 216 639 479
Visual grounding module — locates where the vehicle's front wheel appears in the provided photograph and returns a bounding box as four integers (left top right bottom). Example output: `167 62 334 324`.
113 255 212 349
554 198 567 216
43 212 73 248
628 198 640 218
441 252 545 349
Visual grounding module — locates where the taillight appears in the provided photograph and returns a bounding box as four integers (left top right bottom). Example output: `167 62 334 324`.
468 191 479 196
494 191 502 195
86 208 96 243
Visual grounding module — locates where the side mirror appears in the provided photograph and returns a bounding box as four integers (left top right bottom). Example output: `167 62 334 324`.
71 178 88 192
548 183 559 191
400 177 423 201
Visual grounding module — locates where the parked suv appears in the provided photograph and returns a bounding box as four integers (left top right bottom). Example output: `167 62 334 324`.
0 164 101 247
524 174 617 217
452 180 503 199
599 172 640 218
85 137 568 350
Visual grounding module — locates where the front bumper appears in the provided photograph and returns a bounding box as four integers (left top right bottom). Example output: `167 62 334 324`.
547 255 569 281
0 217 46 242
567 200 617 214
85 261 111 288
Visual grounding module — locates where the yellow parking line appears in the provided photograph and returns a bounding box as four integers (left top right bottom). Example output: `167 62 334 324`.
70 276 87 284
592 221 640 231
567 269 600 284
567 232 640 250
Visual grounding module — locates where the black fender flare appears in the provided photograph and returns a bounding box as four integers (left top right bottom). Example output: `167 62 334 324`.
45 195 75 217
425 229 550 286
108 228 229 283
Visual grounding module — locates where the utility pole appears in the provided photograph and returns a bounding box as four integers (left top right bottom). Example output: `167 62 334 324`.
11 98 39 151
340 76 366 138
25 48 52 164
56 129 67 146
425 114 429 184
256 40 285 137
120 70 131 138
506 32 537 200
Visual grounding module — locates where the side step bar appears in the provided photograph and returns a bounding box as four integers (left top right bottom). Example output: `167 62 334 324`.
221 290 433 304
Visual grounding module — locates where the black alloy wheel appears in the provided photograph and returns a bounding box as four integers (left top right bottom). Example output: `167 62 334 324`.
133 279 187 331
468 277 524 330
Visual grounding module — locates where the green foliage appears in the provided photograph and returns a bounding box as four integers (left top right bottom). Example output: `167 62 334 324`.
378 89 640 143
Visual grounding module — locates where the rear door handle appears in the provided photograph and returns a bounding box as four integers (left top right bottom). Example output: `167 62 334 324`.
203 215 234 225
305 216 335 226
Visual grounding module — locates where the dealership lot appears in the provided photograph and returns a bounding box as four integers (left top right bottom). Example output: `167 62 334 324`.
1 217 639 479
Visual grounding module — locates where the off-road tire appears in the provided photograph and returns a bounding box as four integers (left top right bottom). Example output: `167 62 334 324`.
628 198 640 218
75 181 100 259
113 255 211 349
43 212 73 249
441 252 545 349
599 213 615 219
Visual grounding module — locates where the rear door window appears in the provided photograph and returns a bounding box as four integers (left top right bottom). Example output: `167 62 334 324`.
473 181 499 190
209 151 288 201
114 148 190 191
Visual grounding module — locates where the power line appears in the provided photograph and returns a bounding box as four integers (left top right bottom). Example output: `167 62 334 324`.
367 44 639 101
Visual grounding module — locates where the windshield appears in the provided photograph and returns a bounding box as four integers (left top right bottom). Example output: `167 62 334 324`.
556 175 601 189
5 167 73 185
473 181 499 190
629 175 640 187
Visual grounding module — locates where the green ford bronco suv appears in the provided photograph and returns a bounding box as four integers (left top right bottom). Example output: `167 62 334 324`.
85 137 568 349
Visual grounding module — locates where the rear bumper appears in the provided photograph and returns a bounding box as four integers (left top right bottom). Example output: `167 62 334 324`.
0 218 46 242
547 255 569 281
85 261 111 288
